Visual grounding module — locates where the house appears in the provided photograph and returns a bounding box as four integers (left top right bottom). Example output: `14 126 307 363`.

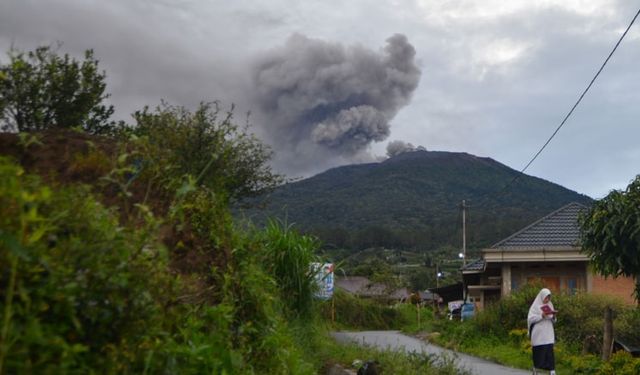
462 202 636 309
335 276 410 302
418 290 442 303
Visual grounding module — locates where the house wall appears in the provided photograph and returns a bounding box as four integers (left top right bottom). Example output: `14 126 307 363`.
508 262 588 294
487 262 637 305
589 274 636 305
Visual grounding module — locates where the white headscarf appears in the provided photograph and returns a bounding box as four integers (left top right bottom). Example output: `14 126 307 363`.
527 288 555 337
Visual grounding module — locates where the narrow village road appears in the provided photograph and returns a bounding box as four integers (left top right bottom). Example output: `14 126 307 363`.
332 331 531 375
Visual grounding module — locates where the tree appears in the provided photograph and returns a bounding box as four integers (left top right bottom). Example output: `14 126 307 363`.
133 101 284 202
408 268 435 291
580 175 640 302
0 45 114 134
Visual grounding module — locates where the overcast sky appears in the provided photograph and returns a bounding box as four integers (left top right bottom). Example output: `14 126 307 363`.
1 0 639 199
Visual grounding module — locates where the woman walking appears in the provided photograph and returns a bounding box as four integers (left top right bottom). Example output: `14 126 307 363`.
527 288 557 375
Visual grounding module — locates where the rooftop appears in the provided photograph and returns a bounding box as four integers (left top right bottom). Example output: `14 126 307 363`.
460 258 486 273
491 202 588 250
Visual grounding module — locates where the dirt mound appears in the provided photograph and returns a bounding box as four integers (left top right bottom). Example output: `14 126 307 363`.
0 129 116 184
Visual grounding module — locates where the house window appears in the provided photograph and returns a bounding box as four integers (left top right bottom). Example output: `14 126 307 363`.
567 278 577 295
511 279 519 291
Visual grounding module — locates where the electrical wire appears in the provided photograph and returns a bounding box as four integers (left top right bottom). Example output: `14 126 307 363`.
500 6 640 192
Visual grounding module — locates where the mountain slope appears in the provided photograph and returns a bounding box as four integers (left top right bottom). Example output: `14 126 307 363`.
240 150 592 250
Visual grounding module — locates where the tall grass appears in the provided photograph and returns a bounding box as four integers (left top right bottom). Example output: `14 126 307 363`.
259 219 320 318
321 289 410 330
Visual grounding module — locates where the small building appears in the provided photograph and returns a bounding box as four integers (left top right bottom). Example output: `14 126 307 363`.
462 202 636 309
418 290 442 303
335 276 409 302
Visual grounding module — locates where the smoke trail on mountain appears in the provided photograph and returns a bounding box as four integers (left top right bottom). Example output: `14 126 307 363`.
386 140 427 157
251 33 421 175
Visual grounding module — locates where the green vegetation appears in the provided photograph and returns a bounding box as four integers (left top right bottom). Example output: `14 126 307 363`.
0 44 477 374
0 127 475 375
4 43 639 375
580 175 640 301
240 150 593 252
0 153 312 373
131 102 284 202
312 335 471 375
0 45 115 134
397 285 640 375
332 246 467 292
259 220 320 317
320 289 409 330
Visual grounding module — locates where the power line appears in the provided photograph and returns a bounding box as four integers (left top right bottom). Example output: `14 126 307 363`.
501 6 640 192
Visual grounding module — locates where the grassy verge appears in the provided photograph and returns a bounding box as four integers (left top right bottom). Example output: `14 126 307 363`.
390 286 640 375
294 317 472 375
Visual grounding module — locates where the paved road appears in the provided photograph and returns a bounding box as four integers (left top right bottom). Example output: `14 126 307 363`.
332 331 531 375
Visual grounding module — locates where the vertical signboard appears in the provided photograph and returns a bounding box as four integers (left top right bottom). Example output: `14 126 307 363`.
312 263 334 300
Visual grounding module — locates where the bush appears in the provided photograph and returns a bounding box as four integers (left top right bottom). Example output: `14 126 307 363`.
598 351 640 375
616 308 640 348
0 157 172 372
432 284 640 373
323 289 408 330
472 283 539 336
552 292 626 351
470 285 630 352
0 156 321 374
131 102 283 203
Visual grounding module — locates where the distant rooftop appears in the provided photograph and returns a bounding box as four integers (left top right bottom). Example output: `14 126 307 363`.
460 258 486 273
491 202 588 249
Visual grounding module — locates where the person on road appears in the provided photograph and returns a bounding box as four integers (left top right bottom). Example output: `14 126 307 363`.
528 288 557 374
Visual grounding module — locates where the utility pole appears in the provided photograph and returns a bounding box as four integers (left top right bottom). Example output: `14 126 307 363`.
462 200 467 266
461 200 468 304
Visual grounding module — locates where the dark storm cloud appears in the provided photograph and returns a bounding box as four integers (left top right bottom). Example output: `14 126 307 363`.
250 33 421 173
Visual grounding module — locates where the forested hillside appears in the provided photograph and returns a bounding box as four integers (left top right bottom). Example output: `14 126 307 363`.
240 150 593 251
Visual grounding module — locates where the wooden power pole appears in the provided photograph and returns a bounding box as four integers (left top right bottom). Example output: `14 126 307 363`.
462 200 467 266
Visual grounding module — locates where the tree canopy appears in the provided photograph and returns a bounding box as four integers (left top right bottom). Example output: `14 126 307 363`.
132 102 284 202
0 45 114 134
580 175 640 301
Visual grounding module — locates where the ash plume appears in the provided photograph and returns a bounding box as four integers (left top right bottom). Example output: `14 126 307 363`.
387 140 414 157
251 33 421 176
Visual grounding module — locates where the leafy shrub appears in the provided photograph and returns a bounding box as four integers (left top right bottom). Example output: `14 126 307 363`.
324 289 408 330
0 157 172 372
221 253 314 374
131 102 283 202
552 292 626 351
471 283 539 336
470 285 630 352
563 354 601 374
0 157 321 374
68 146 113 178
598 351 640 375
616 308 640 348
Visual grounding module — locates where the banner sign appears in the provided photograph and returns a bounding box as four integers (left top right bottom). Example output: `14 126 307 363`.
312 263 334 300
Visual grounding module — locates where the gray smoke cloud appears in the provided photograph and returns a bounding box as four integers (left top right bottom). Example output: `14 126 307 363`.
251 33 421 176
386 140 426 157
